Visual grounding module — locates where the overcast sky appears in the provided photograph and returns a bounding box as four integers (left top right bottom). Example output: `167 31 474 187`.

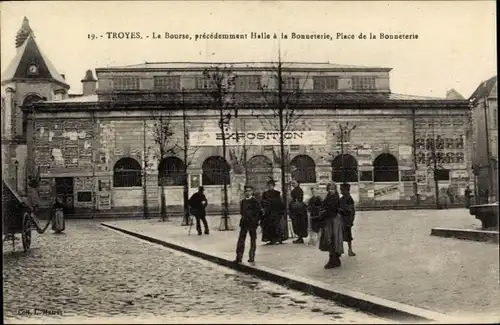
1 1 497 98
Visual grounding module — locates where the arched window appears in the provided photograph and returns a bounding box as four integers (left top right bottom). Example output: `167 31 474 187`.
158 157 186 186
373 153 399 182
113 157 142 187
290 155 316 183
22 94 43 136
246 155 273 195
202 156 231 186
332 154 358 183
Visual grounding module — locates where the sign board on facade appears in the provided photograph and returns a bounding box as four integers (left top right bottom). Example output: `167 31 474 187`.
357 149 372 156
374 184 400 200
189 131 327 147
398 145 412 157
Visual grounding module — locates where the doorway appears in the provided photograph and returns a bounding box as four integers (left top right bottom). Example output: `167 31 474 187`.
55 177 74 215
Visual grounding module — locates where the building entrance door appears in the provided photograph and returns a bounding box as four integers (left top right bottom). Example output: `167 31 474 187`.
55 177 74 215
246 155 273 197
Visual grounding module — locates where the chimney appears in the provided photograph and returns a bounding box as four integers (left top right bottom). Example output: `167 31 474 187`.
81 69 97 96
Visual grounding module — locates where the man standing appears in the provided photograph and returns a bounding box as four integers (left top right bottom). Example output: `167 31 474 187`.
290 180 308 244
235 185 262 263
188 186 209 235
261 179 285 245
307 187 323 245
339 183 356 257
464 185 472 208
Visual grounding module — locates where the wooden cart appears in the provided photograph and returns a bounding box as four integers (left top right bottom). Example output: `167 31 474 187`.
2 180 35 252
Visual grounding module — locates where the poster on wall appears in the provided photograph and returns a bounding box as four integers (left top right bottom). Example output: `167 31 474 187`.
374 184 400 201
190 174 201 189
98 179 111 210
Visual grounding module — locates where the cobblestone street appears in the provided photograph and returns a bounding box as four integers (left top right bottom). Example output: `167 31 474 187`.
103 209 500 322
3 220 387 324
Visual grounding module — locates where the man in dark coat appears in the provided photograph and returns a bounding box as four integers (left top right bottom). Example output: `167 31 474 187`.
339 183 356 257
234 185 263 263
464 185 472 208
188 186 209 235
261 179 285 245
289 179 308 244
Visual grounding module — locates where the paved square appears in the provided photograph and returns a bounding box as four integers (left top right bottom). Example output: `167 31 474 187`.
105 208 500 322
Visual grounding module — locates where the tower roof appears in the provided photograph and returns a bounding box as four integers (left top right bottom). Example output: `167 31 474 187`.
16 17 34 48
469 75 497 100
1 34 69 88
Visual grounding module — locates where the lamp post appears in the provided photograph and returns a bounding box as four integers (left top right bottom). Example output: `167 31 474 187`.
218 111 233 231
181 89 192 226
333 122 356 184
14 160 19 191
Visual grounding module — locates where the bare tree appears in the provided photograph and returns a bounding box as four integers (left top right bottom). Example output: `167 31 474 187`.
149 110 180 221
250 55 309 228
202 64 237 231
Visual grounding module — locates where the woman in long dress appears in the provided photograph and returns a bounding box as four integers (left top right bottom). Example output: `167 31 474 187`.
319 182 344 269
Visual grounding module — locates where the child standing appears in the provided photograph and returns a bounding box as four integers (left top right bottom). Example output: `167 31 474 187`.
234 185 263 263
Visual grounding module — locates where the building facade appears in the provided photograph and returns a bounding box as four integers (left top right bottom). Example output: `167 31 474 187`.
469 76 498 202
23 61 472 214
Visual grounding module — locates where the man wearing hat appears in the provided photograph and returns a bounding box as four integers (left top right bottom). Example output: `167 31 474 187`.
234 185 263 263
188 186 209 235
339 183 356 257
261 179 285 245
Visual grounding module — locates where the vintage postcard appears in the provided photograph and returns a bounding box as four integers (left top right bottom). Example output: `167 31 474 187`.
1 1 498 324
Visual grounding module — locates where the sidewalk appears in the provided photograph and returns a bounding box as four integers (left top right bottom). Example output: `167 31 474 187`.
102 209 499 322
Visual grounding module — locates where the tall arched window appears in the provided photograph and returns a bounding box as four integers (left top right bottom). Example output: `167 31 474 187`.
22 94 43 137
290 155 316 183
158 157 186 186
113 157 142 187
202 156 231 186
331 154 358 183
373 153 399 182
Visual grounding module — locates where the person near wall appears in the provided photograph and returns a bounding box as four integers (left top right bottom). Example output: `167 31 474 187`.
464 185 472 208
234 185 263 263
261 179 285 245
188 186 209 235
307 187 323 245
52 196 66 233
339 183 356 257
318 182 344 269
289 179 308 244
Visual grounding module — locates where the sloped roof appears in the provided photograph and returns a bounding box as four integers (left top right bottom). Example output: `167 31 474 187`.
469 75 497 101
98 61 392 71
1 35 69 88
36 91 458 107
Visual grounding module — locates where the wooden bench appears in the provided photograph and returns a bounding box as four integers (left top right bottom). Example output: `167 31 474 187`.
469 202 499 229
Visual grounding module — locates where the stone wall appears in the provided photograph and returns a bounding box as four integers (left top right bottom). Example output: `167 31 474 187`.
29 107 473 212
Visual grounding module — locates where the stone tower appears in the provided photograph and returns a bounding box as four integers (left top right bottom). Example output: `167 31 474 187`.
1 17 70 193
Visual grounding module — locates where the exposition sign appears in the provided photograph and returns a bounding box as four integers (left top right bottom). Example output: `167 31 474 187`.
189 131 327 147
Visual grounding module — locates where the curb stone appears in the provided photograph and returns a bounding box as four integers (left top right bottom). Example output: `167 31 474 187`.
101 223 458 324
430 227 499 243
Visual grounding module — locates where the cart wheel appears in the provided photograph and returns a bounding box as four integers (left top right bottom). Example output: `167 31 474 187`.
21 212 32 252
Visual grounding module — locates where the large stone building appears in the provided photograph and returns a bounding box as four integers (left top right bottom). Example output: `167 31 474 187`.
3 18 473 215
469 76 498 202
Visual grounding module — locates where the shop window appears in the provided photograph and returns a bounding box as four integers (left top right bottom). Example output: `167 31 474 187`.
373 153 399 182
352 76 376 90
434 169 450 181
202 156 231 185
113 77 140 90
331 154 358 183
113 157 142 187
154 76 181 90
290 154 316 183
77 192 92 202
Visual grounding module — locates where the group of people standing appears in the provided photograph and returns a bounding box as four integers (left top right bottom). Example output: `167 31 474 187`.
235 179 356 269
